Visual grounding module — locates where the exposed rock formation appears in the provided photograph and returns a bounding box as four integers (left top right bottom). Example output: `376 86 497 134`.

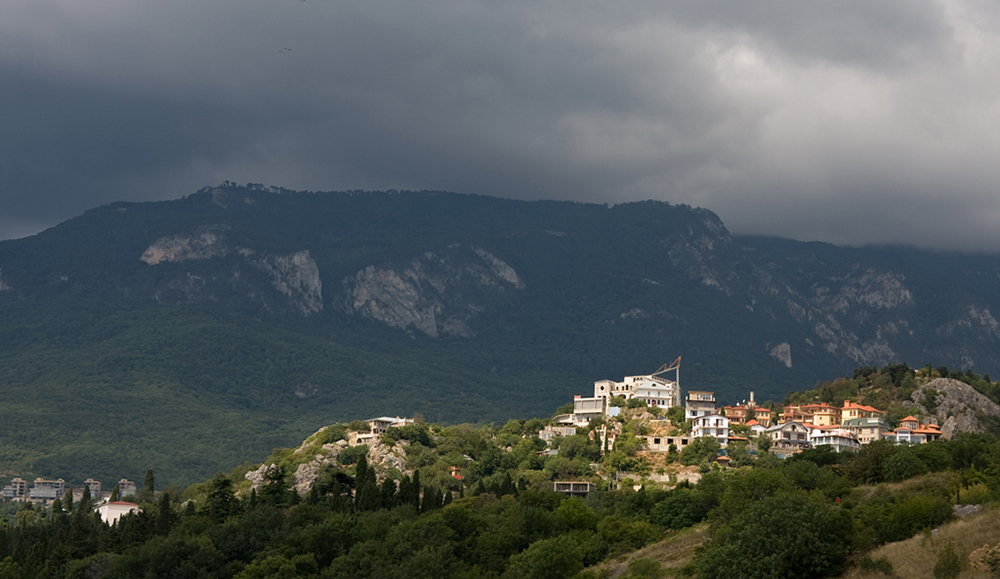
769 342 792 368
908 378 1000 438
252 251 323 315
344 244 524 337
245 433 411 495
141 225 230 265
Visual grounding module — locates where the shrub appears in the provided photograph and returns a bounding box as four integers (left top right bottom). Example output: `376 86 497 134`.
933 541 966 579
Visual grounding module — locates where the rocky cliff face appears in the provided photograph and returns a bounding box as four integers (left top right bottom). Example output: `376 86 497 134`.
141 225 231 265
252 251 323 316
343 244 524 337
905 378 1000 438
139 225 322 316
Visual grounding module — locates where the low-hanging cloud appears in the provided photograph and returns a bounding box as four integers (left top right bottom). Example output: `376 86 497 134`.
3 0 1000 251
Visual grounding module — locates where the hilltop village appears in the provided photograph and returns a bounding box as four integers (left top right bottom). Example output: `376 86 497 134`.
235 360 972 505
548 359 943 464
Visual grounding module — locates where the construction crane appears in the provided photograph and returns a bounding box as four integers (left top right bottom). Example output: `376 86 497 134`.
651 356 681 384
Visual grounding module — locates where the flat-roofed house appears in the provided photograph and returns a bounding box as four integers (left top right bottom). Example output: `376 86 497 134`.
686 391 716 420
692 413 729 447
96 501 141 524
842 417 891 445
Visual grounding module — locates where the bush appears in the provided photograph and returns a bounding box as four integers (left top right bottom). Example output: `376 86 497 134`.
338 444 368 466
933 541 966 579
859 555 894 575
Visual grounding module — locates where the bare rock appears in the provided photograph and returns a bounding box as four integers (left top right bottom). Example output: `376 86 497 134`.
252 250 323 315
911 378 1000 438
768 342 792 368
344 244 524 337
141 225 230 265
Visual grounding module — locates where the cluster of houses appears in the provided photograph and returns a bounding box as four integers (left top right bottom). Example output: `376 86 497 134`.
545 362 944 459
2 477 143 523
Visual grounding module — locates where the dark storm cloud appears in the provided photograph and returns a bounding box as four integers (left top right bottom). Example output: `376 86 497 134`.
3 0 999 251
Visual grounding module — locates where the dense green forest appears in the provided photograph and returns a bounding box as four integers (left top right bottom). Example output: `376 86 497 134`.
3 364 1000 578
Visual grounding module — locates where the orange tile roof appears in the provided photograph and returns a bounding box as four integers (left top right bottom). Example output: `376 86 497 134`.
901 415 919 423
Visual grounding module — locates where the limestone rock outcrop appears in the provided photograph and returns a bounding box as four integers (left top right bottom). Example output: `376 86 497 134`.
344 244 524 337
252 251 323 315
244 431 411 495
141 225 231 265
909 378 1000 438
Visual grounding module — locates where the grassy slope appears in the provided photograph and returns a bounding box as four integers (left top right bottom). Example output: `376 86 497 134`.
586 523 709 578
840 506 1000 579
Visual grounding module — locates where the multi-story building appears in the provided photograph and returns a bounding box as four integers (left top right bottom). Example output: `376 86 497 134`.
2 478 28 501
766 422 811 457
117 479 137 498
84 478 102 497
692 414 729 446
29 478 66 501
367 416 415 434
722 404 750 424
810 427 861 452
842 417 892 445
841 400 883 421
685 391 716 420
593 372 680 409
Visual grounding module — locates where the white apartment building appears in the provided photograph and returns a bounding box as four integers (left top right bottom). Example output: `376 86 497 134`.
692 414 729 446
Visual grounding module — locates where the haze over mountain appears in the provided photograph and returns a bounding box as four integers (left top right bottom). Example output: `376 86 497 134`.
3 185 1000 485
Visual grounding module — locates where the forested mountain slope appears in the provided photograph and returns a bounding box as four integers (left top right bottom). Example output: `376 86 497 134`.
3 185 1000 484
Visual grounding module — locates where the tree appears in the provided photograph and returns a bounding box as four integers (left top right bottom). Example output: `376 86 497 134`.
666 405 685 425
696 493 851 579
506 535 583 579
141 470 155 503
260 465 289 506
681 437 721 466
206 475 237 521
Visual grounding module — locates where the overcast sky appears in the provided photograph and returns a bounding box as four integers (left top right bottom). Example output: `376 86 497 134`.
3 0 1000 250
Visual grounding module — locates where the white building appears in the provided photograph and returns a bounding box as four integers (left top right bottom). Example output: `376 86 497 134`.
539 425 577 444
96 501 142 525
810 428 861 453
592 362 682 410
367 416 415 434
692 414 729 446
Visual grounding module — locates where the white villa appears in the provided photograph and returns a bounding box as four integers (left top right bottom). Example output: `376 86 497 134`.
691 414 729 446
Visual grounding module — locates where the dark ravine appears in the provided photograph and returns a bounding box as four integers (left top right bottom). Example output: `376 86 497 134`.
3 185 1000 484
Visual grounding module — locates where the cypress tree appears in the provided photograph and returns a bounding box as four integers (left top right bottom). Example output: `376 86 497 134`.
142 470 155 502
411 470 421 509
82 484 93 510
108 484 118 503
398 476 413 508
156 492 175 536
380 478 398 509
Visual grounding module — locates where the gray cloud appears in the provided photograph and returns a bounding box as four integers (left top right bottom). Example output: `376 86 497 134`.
3 0 1000 251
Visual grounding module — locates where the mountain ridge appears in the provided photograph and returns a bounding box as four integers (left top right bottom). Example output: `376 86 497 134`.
3 185 1000 484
